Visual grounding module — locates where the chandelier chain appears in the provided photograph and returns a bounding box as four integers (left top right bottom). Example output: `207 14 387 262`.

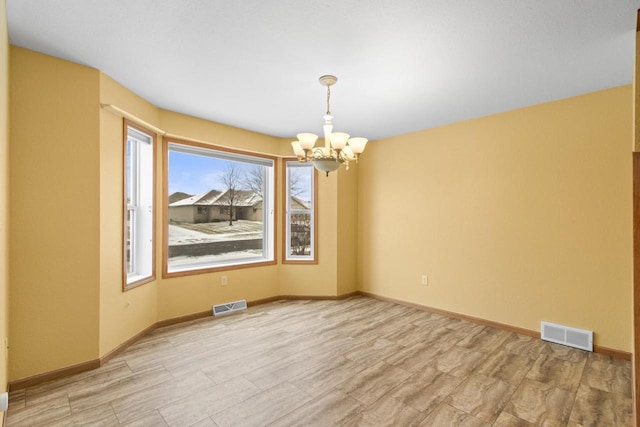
326 85 331 116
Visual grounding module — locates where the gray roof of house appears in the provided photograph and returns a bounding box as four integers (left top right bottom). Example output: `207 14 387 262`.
214 190 262 207
168 189 262 207
169 189 222 207
290 196 310 210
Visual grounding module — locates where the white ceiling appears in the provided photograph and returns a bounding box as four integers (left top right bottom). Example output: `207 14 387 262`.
6 0 640 141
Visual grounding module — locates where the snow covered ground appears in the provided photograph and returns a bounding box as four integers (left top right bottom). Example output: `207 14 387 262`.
168 222 262 245
168 221 264 267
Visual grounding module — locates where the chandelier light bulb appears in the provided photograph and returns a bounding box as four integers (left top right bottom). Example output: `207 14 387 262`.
330 132 350 150
347 137 368 154
296 133 318 150
291 141 305 157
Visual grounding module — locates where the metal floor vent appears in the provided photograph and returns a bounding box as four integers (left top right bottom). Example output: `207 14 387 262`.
213 299 247 316
541 321 593 352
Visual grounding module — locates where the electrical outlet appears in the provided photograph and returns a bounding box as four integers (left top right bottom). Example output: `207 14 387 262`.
421 275 428 286
221 276 228 286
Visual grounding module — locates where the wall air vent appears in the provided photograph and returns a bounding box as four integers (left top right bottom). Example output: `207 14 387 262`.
541 321 593 352
213 299 247 316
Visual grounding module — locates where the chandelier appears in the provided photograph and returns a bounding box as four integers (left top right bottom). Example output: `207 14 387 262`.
291 75 368 176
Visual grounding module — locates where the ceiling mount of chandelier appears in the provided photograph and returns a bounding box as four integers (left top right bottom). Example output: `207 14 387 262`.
291 75 367 177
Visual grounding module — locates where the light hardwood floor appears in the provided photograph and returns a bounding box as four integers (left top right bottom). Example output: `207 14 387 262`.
5 296 633 426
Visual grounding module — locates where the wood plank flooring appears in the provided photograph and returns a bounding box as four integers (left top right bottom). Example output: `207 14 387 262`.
6 296 633 426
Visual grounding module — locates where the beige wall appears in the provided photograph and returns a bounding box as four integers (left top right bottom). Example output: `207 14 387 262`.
99 73 160 357
277 155 360 297
278 166 340 296
337 166 358 295
155 110 283 320
358 85 633 352
0 0 9 416
98 73 353 325
9 47 101 379
159 110 282 156
100 72 295 352
635 30 640 152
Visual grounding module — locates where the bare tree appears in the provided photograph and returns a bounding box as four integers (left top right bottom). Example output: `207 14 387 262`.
220 163 242 226
243 165 264 199
241 165 306 203
288 167 306 198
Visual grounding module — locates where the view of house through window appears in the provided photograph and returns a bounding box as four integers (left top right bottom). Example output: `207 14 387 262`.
166 140 275 274
125 123 155 288
285 160 315 262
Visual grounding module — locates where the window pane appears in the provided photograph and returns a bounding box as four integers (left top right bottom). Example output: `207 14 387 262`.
167 142 274 272
124 123 155 288
126 140 133 205
126 209 134 274
285 161 315 261
288 166 312 209
290 213 311 256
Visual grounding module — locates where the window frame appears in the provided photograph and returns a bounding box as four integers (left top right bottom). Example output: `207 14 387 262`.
123 120 156 291
163 137 278 278
282 158 318 264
